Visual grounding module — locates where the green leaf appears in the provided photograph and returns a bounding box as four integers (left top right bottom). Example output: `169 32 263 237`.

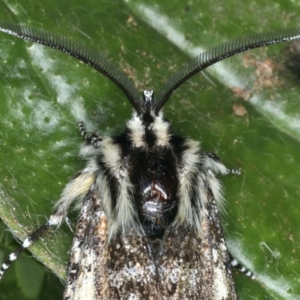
0 0 300 299
16 254 45 299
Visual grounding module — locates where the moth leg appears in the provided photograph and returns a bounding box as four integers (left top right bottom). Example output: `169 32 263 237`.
229 256 255 279
78 121 102 148
0 205 66 280
0 169 95 280
0 221 50 279
202 151 241 175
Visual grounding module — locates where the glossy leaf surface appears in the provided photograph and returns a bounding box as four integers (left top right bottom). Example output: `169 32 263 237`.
0 0 300 299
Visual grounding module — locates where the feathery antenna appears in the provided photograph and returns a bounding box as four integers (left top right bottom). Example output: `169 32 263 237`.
0 22 142 114
154 27 300 114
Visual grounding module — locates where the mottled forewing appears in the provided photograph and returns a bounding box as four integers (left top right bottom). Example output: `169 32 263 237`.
63 191 99 300
63 190 160 299
63 184 236 299
104 231 158 299
158 202 237 299
158 226 214 299
209 198 237 299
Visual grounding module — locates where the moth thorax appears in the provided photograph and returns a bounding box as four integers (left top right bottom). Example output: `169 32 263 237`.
141 182 169 227
130 149 179 239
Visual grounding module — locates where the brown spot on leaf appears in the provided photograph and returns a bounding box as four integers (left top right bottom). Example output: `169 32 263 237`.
243 54 280 90
233 104 247 116
231 86 251 101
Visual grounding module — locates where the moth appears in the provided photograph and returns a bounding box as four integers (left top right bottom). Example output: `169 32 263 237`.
0 21 299 299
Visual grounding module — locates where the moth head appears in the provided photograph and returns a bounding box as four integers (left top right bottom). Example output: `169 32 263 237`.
139 90 156 123
126 89 171 148
141 90 154 113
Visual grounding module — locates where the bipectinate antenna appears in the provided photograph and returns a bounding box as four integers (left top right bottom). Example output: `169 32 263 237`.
0 22 142 114
154 27 300 114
